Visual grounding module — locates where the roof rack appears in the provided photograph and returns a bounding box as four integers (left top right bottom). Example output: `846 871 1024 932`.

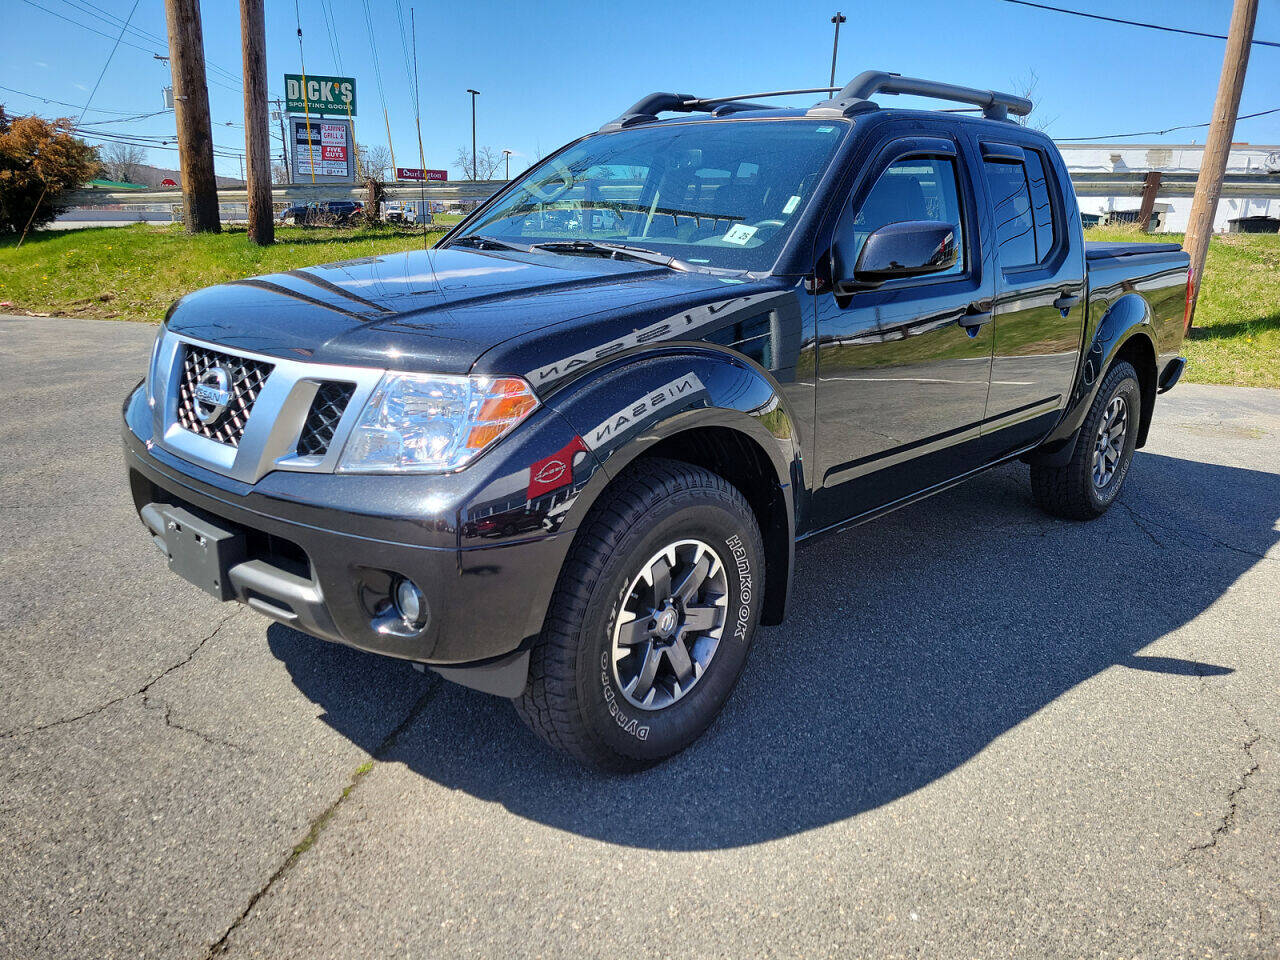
598 71 1032 132
808 71 1032 121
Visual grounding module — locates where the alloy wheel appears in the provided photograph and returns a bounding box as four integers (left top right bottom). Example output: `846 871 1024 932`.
611 539 729 711
1092 395 1129 488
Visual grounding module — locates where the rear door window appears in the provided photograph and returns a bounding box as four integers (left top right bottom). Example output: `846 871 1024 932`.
1024 150 1056 260
983 159 1036 267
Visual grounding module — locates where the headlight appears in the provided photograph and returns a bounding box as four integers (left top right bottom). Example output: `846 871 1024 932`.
337 373 539 473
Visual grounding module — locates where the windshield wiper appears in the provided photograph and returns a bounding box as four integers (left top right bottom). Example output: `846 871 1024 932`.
450 235 533 252
531 240 693 272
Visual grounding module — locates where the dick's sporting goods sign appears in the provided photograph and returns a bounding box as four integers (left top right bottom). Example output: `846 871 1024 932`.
284 74 356 116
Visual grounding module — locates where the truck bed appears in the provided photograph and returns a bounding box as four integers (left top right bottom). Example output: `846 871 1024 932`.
1084 241 1184 260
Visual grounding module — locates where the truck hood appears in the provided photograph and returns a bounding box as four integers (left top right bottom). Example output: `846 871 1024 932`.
164 246 733 373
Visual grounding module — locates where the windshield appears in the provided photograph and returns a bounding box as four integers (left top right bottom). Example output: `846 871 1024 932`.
452 119 848 272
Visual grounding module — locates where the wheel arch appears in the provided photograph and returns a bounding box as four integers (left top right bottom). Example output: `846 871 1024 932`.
1108 331 1157 449
547 348 801 627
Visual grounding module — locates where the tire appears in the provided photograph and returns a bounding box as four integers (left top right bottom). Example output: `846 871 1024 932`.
1031 360 1141 520
514 458 765 772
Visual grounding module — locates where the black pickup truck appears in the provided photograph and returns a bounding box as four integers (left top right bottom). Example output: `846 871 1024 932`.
123 72 1189 770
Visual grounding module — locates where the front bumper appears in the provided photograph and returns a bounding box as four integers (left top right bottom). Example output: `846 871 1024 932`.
123 383 599 694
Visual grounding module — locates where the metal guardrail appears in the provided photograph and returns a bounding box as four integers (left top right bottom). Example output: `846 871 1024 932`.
64 180 508 207
1066 171 1280 198
60 171 1280 213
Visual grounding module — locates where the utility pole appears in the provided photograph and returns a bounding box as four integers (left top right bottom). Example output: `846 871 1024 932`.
239 0 273 244
1183 0 1257 332
271 100 289 180
502 149 512 180
829 12 847 90
467 88 479 180
163 0 220 233
1136 171 1162 233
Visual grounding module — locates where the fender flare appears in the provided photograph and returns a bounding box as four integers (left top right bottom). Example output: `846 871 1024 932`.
1034 292 1156 466
544 345 802 623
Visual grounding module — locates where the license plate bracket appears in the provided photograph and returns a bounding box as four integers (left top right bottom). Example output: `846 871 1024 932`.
160 505 246 601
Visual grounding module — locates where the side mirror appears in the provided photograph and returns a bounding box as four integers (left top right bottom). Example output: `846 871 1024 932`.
839 220 959 291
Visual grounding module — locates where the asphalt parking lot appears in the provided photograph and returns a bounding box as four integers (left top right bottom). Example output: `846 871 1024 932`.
1 314 1277 960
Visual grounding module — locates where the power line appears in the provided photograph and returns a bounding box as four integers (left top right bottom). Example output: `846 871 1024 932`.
0 83 149 115
18 0 159 55
19 0 245 95
55 0 246 86
394 0 418 116
996 0 1280 49
0 84 244 132
1057 105 1280 141
75 127 248 159
318 0 344 73
360 0 398 172
77 109 173 125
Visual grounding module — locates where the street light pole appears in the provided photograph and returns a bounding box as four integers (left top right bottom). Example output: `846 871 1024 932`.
502 148 512 180
466 88 480 180
829 12 847 90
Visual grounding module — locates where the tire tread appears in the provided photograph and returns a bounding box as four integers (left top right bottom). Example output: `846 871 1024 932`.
1031 361 1139 521
514 457 755 771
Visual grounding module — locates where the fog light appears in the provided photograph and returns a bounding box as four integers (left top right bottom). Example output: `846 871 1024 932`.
394 578 426 628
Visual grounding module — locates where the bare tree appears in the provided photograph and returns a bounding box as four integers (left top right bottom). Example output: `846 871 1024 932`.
357 143 393 181
454 144 504 180
1010 69 1057 133
100 142 147 183
270 160 290 184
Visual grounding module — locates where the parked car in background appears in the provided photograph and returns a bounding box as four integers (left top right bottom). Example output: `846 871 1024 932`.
124 71 1189 772
383 200 435 225
279 200 364 225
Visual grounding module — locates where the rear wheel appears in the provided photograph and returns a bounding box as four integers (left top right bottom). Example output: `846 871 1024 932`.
514 458 764 772
1031 360 1141 520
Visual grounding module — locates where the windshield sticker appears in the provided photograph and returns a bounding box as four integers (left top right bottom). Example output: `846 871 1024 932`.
782 195 801 215
722 224 758 246
817 126 836 133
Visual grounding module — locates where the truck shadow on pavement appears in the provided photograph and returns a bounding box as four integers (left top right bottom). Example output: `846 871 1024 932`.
267 451 1278 851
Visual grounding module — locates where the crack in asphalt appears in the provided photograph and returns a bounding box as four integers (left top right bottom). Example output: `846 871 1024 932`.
1117 501 1166 549
0 610 241 740
1183 660 1271 940
141 694 249 754
1189 731 1262 854
1117 499 1276 564
203 674 443 958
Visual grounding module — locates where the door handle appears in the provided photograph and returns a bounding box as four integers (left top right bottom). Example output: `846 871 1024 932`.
1054 292 1081 313
957 305 993 330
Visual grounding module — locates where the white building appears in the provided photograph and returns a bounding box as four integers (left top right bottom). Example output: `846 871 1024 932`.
1057 142 1280 233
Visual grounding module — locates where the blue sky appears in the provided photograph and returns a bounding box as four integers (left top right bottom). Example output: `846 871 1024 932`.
4 0 1279 181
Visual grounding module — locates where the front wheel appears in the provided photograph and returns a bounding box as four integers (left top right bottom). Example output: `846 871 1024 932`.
1031 360 1141 520
515 458 764 772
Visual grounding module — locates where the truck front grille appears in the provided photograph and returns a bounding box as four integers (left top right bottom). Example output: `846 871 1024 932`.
296 381 356 457
176 345 274 447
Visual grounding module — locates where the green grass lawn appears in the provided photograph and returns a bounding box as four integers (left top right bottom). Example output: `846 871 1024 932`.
0 219 458 322
1 219 1275 388
1083 225 1279 388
